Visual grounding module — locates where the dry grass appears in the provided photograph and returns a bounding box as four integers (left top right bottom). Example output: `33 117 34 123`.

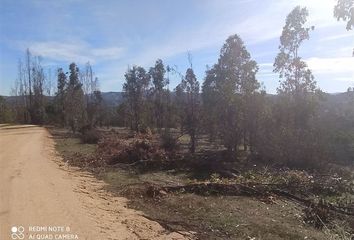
101 167 328 239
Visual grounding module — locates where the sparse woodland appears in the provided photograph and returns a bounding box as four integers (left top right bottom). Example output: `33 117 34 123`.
1 3 354 239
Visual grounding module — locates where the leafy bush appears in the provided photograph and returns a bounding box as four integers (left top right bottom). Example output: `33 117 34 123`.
139 124 152 135
160 128 179 152
330 131 354 165
80 129 100 144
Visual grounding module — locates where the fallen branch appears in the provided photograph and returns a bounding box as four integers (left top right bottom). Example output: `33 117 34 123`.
163 182 262 196
145 182 354 216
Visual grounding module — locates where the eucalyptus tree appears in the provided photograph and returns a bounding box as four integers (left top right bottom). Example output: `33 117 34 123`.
334 0 354 30
202 34 260 158
273 6 325 167
274 6 318 127
66 63 86 133
149 59 168 129
123 66 151 132
55 68 67 126
175 68 200 153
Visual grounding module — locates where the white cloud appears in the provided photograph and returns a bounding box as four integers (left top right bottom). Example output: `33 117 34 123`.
257 57 354 85
306 57 354 75
91 47 124 60
258 56 354 77
258 72 278 78
320 32 354 42
24 41 124 64
334 77 354 82
259 63 274 68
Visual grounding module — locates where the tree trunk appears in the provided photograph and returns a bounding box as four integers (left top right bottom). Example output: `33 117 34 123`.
190 132 196 153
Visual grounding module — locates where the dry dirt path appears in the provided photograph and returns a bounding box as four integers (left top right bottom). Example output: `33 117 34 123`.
0 125 191 240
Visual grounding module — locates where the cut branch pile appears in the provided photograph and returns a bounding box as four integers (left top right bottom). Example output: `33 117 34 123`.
94 134 169 170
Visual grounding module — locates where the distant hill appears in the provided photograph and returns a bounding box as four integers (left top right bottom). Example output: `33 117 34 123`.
2 91 352 109
101 92 124 106
320 92 353 112
2 92 125 107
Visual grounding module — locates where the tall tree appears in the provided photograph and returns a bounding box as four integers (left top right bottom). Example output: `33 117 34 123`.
175 68 200 153
81 62 101 127
334 0 354 30
334 0 354 55
273 6 324 167
81 62 94 100
66 63 85 133
202 34 259 158
13 59 29 123
31 56 46 124
45 68 53 97
55 68 67 126
274 6 317 128
123 66 151 132
25 48 33 110
149 59 168 129
91 89 103 126
13 49 47 124
201 65 219 142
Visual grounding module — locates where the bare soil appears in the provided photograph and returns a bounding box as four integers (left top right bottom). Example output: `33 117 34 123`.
0 125 191 240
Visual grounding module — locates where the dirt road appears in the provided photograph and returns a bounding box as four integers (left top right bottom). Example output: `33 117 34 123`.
0 125 190 240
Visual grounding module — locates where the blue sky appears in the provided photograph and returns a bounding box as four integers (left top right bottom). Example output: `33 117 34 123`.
0 0 353 95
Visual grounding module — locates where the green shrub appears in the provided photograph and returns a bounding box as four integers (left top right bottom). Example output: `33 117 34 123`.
160 128 179 152
80 129 100 144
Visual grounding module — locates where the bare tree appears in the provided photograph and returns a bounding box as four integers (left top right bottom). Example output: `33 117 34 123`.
25 48 33 109
31 56 46 124
81 62 102 128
